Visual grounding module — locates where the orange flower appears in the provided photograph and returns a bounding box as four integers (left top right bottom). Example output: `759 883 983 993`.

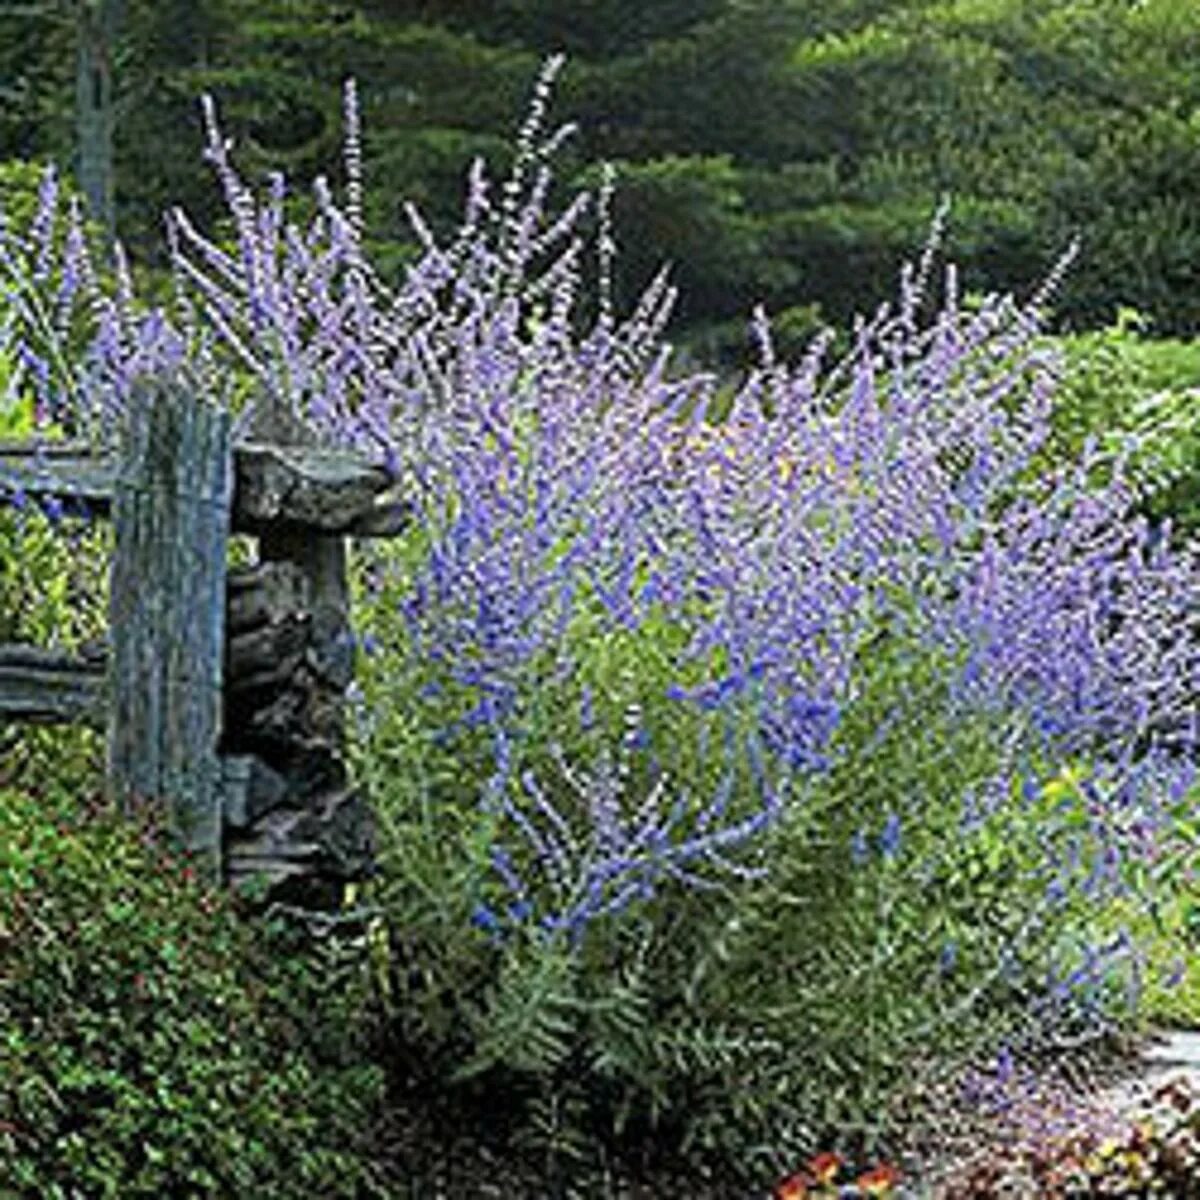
807 1152 843 1185
774 1171 810 1200
856 1163 901 1195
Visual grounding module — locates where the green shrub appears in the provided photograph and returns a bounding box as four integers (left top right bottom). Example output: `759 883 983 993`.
0 785 384 1199
351 548 1155 1188
0 160 52 232
1044 309 1200 533
0 504 110 650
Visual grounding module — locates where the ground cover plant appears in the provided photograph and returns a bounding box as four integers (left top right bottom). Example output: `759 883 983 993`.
918 1072 1200 1197
0 779 384 1198
2 59 1199 1194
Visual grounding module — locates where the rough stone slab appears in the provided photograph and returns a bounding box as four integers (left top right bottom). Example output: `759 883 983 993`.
233 442 410 536
224 855 312 889
220 754 290 829
227 561 311 630
226 805 323 862
224 786 373 880
226 616 310 690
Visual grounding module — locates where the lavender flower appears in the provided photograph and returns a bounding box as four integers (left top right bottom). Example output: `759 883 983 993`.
879 811 903 860
2 66 1197 1091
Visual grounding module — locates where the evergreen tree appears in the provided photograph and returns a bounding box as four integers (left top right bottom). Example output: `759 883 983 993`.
3 0 1199 349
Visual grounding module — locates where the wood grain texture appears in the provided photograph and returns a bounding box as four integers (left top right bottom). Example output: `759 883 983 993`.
106 382 232 877
0 442 115 510
0 643 106 725
2 396 393 896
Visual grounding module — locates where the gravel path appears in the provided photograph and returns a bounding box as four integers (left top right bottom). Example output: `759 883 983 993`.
905 1028 1200 1198
1099 1029 1200 1111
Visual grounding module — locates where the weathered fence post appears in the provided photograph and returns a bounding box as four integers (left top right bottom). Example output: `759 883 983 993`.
106 381 233 878
0 383 406 898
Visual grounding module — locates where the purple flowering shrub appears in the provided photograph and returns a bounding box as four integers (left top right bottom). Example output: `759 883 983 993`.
338 94 1195 1168
0 167 113 665
3 61 1198 1185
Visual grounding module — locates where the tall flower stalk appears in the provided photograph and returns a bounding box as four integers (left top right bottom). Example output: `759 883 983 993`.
2 67 1197 1163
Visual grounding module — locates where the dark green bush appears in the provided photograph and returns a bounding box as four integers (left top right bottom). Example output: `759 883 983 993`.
0 785 384 1199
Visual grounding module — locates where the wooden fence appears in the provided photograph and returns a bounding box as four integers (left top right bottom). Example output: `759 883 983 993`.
0 380 407 896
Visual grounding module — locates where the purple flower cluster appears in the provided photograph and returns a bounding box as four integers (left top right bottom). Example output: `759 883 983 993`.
0 162 192 440
2 68 1196 990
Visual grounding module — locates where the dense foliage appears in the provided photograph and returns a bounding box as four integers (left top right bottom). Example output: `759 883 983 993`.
2 52 1199 1195
1047 310 1200 533
4 0 1200 357
0 778 384 1198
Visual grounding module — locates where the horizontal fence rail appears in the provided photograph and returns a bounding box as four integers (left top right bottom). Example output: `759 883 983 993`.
0 643 106 725
0 383 407 897
0 440 411 536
